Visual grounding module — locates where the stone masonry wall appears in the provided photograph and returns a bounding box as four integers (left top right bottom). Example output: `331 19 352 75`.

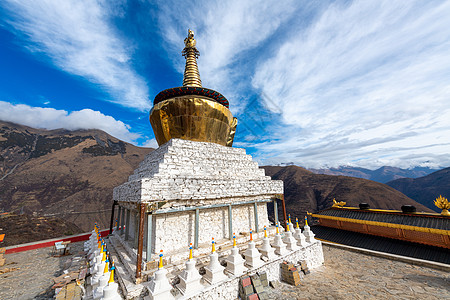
151 202 270 256
113 139 283 204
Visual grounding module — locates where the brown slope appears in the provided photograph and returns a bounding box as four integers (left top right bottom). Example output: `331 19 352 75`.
386 167 450 212
0 212 83 247
0 121 153 233
262 165 433 220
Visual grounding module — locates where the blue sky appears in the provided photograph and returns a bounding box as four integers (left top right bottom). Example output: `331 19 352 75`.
0 0 449 169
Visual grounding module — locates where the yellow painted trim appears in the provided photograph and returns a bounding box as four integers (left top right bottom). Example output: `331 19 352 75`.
334 206 442 216
311 214 450 236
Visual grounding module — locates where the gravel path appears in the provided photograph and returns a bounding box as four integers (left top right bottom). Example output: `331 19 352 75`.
266 245 450 300
0 242 84 300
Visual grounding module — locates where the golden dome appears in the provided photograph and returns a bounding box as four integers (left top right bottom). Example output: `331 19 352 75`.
150 29 237 147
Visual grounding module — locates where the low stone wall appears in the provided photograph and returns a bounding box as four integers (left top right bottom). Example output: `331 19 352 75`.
188 241 324 300
109 232 324 299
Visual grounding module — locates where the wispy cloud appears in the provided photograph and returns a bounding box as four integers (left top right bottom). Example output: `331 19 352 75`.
1 0 150 110
250 0 450 168
0 101 140 143
156 0 298 112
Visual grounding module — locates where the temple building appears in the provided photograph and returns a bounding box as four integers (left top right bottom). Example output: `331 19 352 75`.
310 199 450 265
106 30 324 299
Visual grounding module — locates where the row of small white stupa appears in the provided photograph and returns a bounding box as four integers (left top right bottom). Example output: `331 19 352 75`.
83 225 122 300
146 216 316 300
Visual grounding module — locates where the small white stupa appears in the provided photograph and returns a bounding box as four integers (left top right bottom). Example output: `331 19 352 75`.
146 250 174 300
203 238 228 285
303 215 316 243
243 230 264 269
282 216 300 251
288 215 295 232
293 217 308 247
93 258 111 299
225 234 247 276
86 224 98 254
101 264 122 300
271 223 288 256
258 226 277 260
177 244 203 296
89 246 108 287
89 240 104 272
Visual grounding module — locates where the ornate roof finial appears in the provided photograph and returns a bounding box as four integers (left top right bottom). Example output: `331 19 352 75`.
434 195 450 216
182 29 202 87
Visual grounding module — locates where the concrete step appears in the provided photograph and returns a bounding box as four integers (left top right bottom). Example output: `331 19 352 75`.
108 235 137 281
108 235 149 299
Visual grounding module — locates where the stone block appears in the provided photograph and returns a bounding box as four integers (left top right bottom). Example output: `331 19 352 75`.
246 293 259 300
257 271 268 287
241 276 252 288
258 291 269 300
281 263 301 286
239 276 255 299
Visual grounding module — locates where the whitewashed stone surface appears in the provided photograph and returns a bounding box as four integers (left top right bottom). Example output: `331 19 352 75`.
113 139 283 203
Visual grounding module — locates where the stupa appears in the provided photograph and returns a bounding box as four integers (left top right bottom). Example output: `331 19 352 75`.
110 28 283 282
108 30 323 299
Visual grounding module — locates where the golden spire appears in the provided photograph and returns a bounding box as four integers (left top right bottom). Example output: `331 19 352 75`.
182 29 202 87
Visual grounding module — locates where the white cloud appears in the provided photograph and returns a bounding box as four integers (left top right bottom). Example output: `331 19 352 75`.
0 101 140 143
156 0 298 112
140 138 158 149
2 0 150 110
250 0 450 169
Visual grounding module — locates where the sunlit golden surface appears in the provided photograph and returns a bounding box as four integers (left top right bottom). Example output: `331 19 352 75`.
150 97 235 146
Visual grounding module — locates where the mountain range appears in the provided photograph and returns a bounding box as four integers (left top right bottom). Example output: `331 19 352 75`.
386 167 450 213
0 121 152 232
263 166 433 221
0 121 444 245
309 166 439 183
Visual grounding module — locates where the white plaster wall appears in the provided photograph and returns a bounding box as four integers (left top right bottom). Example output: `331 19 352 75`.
150 202 271 258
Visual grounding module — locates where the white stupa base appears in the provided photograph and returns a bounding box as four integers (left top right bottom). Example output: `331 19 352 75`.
203 252 228 285
303 225 316 243
225 246 247 276
272 234 288 256
243 241 264 269
259 237 277 260
89 251 101 267
146 267 174 300
92 272 110 300
294 228 309 247
283 231 300 251
89 251 103 267
88 261 106 285
89 247 101 261
176 259 203 296
102 282 122 300
85 234 96 252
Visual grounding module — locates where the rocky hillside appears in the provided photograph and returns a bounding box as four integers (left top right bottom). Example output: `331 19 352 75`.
263 165 433 220
0 212 83 247
0 121 153 232
387 167 450 212
309 166 438 183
